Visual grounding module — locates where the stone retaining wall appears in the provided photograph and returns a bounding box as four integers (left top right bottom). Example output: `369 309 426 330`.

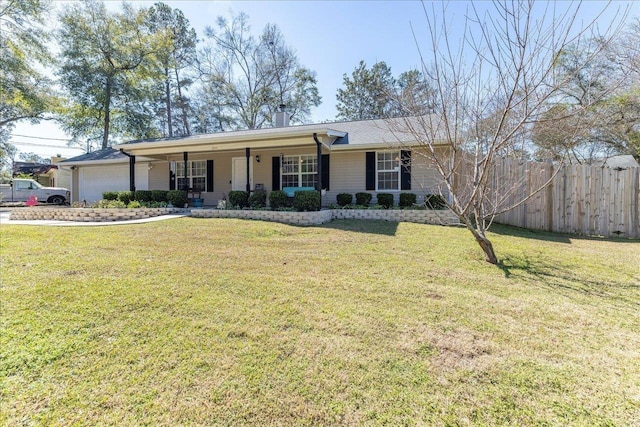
9 206 460 226
192 208 459 226
9 207 184 222
331 208 459 225
191 208 333 226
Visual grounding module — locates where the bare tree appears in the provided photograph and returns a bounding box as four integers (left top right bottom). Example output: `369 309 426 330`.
197 13 320 130
393 1 626 264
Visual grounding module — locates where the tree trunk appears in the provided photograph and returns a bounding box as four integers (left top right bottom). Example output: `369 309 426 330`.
175 68 191 136
165 67 173 138
475 233 498 264
462 221 499 264
102 76 112 150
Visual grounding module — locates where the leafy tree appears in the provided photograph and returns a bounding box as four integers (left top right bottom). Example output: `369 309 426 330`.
198 13 320 130
533 25 640 161
0 140 18 178
18 151 49 163
594 19 640 159
57 0 160 150
145 2 197 137
190 82 235 134
0 0 57 130
336 61 395 121
336 62 435 120
394 69 436 116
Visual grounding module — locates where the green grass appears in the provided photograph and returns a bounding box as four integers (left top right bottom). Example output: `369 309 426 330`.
1 218 639 426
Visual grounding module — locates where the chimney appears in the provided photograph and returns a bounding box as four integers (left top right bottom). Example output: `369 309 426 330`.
273 104 290 127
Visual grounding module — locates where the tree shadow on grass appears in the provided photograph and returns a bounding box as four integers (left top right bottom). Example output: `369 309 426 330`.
319 219 399 236
490 223 640 245
497 255 640 308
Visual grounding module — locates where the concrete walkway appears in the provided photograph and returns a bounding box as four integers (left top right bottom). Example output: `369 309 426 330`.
0 209 190 227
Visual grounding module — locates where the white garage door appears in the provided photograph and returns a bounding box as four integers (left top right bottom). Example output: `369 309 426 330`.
79 164 149 202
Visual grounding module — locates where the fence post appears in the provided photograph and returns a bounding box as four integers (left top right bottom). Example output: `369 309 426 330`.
546 162 554 232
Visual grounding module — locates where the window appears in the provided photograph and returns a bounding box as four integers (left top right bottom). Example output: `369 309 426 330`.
15 180 42 190
376 151 400 191
176 160 206 191
282 155 317 188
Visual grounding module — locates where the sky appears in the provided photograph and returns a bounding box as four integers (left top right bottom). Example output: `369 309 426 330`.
9 0 639 159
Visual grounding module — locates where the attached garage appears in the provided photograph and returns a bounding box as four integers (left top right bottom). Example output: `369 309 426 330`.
79 164 149 203
58 149 153 203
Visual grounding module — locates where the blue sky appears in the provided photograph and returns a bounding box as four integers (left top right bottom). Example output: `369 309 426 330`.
9 0 638 158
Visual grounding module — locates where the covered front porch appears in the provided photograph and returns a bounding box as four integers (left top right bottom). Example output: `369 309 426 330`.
115 128 345 207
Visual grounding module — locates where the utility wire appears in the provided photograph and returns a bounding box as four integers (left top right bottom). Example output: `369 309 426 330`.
9 141 84 150
11 133 71 141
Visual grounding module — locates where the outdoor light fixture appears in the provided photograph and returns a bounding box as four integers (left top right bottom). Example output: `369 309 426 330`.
256 155 261 163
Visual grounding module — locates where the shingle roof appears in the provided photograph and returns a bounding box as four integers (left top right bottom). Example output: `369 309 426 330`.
117 116 437 148
62 116 444 164
59 148 126 163
13 162 58 175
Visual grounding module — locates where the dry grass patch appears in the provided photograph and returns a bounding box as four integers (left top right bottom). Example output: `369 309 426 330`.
1 218 639 425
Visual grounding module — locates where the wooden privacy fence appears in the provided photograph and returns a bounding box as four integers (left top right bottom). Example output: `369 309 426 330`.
486 159 639 238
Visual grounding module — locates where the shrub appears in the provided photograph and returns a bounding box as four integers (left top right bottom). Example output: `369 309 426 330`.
355 192 372 206
127 200 142 209
249 190 267 208
146 201 168 208
92 199 126 209
336 193 353 206
269 190 288 210
134 190 153 202
424 194 447 210
117 191 134 205
151 190 169 203
102 191 118 201
377 193 394 209
167 190 188 208
293 190 320 212
399 193 417 208
228 191 249 208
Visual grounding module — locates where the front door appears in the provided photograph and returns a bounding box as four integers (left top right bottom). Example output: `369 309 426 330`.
232 157 253 191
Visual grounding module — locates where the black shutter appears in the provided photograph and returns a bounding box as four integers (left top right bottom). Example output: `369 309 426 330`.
365 151 376 191
272 156 281 191
321 154 330 190
400 150 411 190
206 160 214 192
169 169 175 190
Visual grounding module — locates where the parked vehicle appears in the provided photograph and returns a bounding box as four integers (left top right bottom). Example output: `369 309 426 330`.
0 179 70 204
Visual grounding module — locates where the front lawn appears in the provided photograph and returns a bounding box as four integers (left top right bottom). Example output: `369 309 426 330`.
1 219 638 425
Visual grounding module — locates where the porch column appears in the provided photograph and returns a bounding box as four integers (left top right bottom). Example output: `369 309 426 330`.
245 147 251 192
183 151 188 191
313 133 323 205
129 155 136 192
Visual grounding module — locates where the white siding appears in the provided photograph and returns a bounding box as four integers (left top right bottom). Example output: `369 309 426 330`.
324 149 445 206
148 162 169 190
